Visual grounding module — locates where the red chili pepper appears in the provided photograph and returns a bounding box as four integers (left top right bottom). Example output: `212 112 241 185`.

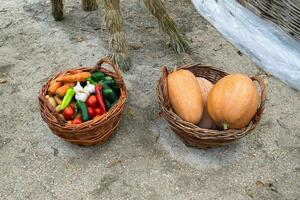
95 84 106 114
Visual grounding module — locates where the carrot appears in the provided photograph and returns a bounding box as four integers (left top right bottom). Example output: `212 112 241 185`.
48 80 62 94
48 74 64 94
57 72 91 83
68 69 83 74
55 83 75 97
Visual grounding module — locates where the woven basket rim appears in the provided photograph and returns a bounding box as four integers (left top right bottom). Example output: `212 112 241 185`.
156 63 266 147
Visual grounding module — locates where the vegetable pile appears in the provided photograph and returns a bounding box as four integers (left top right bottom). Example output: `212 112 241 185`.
167 69 259 130
46 70 120 125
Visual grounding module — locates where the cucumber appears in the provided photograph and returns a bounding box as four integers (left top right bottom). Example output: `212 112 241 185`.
102 76 116 86
102 88 117 102
104 99 112 110
76 101 89 122
111 85 120 96
91 72 106 82
100 81 111 90
104 98 118 110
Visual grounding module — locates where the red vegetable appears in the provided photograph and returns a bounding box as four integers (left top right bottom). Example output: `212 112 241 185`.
95 108 102 116
62 106 74 120
86 95 98 108
88 107 96 118
72 117 82 124
95 84 106 113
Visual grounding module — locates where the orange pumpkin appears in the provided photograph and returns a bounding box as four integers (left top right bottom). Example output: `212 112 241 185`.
168 69 203 124
207 74 259 129
197 78 214 129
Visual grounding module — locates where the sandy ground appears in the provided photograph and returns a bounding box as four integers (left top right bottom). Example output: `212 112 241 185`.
0 0 299 199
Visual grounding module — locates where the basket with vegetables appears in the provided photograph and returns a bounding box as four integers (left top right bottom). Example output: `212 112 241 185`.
38 58 127 146
156 64 266 148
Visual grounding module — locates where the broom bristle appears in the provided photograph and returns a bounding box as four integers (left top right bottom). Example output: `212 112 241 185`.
105 9 123 33
51 0 64 21
82 0 98 11
104 0 130 70
144 0 189 53
112 53 131 71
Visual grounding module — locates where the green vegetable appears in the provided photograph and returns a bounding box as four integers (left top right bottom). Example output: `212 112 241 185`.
103 76 117 85
74 103 78 116
104 99 112 110
104 98 118 110
111 99 118 107
86 77 97 85
100 81 111 90
91 72 105 82
111 85 120 96
103 88 117 102
76 101 90 122
60 88 75 110
102 76 116 86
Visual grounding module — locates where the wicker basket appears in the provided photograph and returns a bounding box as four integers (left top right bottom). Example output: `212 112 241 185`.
38 58 127 146
156 64 266 148
238 0 300 41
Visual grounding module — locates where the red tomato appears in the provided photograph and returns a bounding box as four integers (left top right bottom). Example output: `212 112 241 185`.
72 117 82 124
94 107 102 115
88 107 96 118
86 95 98 108
62 106 74 120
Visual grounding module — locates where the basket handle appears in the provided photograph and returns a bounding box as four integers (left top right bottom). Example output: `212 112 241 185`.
39 95 66 126
95 57 122 78
251 76 266 121
161 66 171 109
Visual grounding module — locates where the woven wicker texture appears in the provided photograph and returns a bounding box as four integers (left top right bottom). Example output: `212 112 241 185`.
38 58 127 146
156 64 266 148
238 0 300 41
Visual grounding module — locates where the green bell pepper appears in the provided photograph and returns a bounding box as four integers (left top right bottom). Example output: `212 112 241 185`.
91 72 105 82
60 88 75 110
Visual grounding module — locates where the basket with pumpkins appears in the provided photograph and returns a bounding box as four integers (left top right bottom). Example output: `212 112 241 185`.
157 64 266 148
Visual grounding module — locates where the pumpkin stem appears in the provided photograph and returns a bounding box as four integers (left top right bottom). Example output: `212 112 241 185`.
173 66 177 72
223 123 229 130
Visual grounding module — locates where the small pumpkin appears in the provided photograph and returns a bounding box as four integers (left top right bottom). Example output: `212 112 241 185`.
168 69 203 124
197 77 214 129
207 74 259 129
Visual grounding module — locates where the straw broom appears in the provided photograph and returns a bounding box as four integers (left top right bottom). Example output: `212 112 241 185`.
82 0 98 11
104 0 131 70
143 0 189 53
51 0 64 21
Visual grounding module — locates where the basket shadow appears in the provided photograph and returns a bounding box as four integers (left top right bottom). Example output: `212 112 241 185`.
151 118 248 170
